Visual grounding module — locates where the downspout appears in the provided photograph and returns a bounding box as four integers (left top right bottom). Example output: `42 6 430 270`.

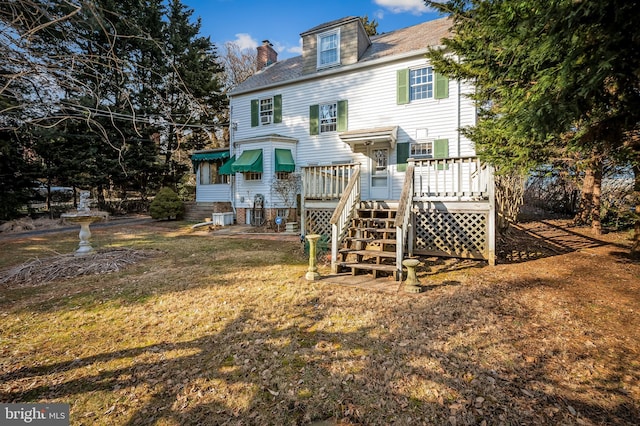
457 78 461 157
230 105 237 217
457 55 462 158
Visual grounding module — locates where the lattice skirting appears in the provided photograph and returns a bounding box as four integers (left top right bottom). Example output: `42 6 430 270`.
304 208 333 239
414 209 488 259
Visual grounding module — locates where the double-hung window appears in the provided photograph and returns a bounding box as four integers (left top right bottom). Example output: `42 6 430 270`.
317 29 340 68
319 102 337 133
260 98 273 125
397 68 448 104
309 100 347 135
410 67 434 101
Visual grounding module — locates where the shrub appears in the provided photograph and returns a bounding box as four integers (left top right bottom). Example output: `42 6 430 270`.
149 187 184 220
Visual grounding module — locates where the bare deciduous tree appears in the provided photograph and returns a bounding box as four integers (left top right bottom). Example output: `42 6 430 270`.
0 1 216 136
219 41 257 91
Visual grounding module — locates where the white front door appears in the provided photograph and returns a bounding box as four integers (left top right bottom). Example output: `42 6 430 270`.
369 147 389 200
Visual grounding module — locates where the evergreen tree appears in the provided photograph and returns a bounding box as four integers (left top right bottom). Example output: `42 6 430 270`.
360 15 379 36
426 0 640 241
2 1 226 209
160 0 225 189
0 128 37 220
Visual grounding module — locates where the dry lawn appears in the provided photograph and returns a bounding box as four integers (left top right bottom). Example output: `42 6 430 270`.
0 220 638 425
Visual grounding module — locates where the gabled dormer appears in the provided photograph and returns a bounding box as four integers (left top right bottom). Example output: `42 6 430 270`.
300 16 371 75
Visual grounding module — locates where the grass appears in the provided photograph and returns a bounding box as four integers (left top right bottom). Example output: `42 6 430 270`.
0 221 639 425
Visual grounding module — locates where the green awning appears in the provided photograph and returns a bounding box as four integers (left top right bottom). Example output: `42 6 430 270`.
218 156 236 175
191 150 230 170
274 148 295 172
231 149 263 173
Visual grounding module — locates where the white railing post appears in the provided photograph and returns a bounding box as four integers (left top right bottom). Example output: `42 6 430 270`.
395 160 415 280
487 164 496 266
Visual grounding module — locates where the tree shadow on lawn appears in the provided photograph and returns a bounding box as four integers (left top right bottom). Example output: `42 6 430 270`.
2 271 638 425
497 220 626 264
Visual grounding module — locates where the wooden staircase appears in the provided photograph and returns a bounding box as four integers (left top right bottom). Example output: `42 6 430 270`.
335 201 402 280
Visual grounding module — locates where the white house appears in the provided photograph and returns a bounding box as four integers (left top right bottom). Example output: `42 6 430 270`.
194 17 494 278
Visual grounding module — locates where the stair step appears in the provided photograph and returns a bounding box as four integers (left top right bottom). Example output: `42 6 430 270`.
353 227 397 233
338 249 397 258
344 237 397 245
355 217 396 221
357 209 398 217
359 201 399 210
338 262 398 271
337 262 400 279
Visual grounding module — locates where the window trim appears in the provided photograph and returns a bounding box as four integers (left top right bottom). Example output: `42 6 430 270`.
243 172 262 181
276 171 291 180
319 102 337 133
259 97 273 125
409 66 434 102
410 140 434 158
199 161 229 185
317 28 340 69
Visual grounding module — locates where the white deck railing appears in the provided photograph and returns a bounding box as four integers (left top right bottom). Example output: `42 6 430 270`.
329 167 361 273
302 163 360 200
412 156 490 200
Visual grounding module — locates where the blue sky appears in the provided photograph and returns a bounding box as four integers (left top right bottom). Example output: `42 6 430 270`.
181 0 443 59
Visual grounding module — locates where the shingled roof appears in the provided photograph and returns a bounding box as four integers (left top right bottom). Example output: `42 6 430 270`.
230 17 452 96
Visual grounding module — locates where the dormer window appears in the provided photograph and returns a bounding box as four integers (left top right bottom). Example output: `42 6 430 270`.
317 29 340 68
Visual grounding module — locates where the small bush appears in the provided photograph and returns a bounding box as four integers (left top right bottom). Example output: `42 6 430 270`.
149 188 184 220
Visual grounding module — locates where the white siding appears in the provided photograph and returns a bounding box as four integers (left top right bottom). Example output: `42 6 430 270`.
231 55 476 201
195 183 231 203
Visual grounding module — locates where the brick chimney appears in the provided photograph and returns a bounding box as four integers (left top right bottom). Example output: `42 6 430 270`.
256 40 278 70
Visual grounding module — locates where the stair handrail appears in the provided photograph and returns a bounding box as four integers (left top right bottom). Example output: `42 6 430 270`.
330 166 361 273
394 160 415 280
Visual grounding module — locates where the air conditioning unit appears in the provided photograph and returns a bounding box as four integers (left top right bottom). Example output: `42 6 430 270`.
261 115 271 125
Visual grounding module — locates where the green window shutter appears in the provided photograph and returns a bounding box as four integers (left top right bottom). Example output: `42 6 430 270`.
251 99 259 127
397 69 409 105
396 143 410 172
434 72 449 99
309 104 319 135
273 94 282 123
434 138 449 170
337 100 348 132
434 139 449 158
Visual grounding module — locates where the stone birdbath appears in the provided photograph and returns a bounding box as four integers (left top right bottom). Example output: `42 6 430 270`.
61 191 108 256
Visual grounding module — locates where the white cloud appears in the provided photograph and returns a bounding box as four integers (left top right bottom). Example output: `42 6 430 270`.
373 0 430 15
374 10 385 20
287 38 303 55
231 33 258 51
